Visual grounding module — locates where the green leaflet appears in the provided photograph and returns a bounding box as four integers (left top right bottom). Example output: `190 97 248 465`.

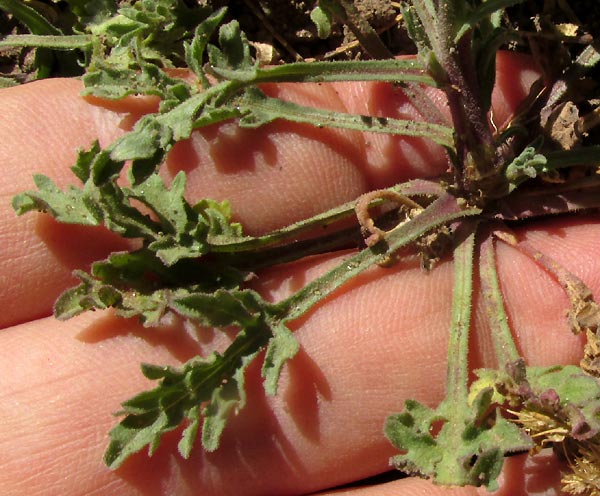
199 352 257 452
206 19 256 80
54 269 123 321
12 174 102 225
184 8 228 88
504 142 549 193
169 289 266 328
54 250 250 325
262 323 300 396
310 6 332 39
71 141 123 185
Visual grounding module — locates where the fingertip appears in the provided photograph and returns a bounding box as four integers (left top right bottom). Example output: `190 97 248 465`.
332 79 450 187
491 51 541 129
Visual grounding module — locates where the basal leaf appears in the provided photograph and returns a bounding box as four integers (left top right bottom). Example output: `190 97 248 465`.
106 326 270 466
385 395 532 490
56 250 170 323
129 172 189 235
385 400 444 476
53 245 251 325
386 223 531 490
54 265 169 325
105 386 188 469
237 87 455 148
194 198 245 244
94 182 160 239
54 270 121 320
178 405 201 458
105 355 221 468
110 115 173 162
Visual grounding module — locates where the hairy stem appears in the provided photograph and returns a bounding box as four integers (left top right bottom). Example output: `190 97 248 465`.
445 220 478 403
277 194 480 322
480 232 520 366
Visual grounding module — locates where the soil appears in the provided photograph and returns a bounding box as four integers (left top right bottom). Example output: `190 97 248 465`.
205 0 412 62
3 1 600 81
0 1 412 83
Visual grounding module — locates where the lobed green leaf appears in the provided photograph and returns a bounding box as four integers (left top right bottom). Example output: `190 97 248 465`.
104 288 294 466
386 390 532 489
184 7 228 87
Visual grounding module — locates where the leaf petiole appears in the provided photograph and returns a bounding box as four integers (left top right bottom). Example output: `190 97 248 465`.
277 193 480 322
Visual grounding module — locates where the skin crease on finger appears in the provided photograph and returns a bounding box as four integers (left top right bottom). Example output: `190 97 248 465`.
0 51 598 495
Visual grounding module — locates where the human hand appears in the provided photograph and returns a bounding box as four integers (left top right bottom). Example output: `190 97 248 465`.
1 52 597 495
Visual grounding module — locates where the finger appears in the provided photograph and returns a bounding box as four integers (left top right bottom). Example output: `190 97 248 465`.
491 51 542 130
0 79 131 327
314 451 563 495
165 51 540 229
1 215 598 495
0 312 191 496
315 477 480 495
